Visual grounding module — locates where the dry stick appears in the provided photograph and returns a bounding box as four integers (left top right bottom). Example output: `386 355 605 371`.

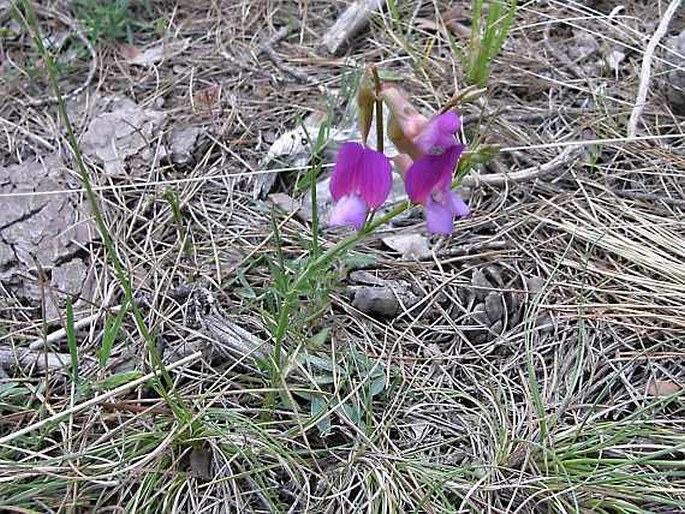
0 347 71 371
461 145 581 187
0 351 202 447
258 26 329 94
627 0 681 138
321 0 387 55
28 311 101 350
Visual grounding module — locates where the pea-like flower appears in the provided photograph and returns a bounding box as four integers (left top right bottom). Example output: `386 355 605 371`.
329 142 392 230
387 97 470 235
412 111 462 156
404 143 470 235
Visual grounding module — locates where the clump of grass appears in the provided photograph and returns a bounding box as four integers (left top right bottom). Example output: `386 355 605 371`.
73 0 136 42
454 0 517 87
72 0 157 43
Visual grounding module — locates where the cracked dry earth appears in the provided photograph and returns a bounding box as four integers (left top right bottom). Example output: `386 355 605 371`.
0 154 93 320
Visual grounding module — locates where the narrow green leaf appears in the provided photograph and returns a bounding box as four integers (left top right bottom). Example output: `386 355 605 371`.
94 370 143 391
311 394 332 435
100 300 128 367
65 299 79 384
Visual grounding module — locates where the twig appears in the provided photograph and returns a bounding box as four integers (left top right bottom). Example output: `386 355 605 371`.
0 351 202 447
627 0 681 137
461 145 581 187
28 311 101 350
0 347 71 371
203 314 270 361
321 0 387 55
258 26 328 94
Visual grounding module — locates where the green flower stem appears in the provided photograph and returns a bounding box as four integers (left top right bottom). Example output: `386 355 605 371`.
371 65 384 154
18 0 184 417
272 201 409 360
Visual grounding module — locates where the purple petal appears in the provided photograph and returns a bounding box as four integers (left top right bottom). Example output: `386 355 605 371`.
330 142 364 201
330 142 392 210
445 190 470 218
357 147 392 209
425 197 455 235
413 112 462 155
405 145 464 204
329 194 367 230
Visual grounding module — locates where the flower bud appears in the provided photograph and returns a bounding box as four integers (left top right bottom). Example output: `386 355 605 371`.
357 70 376 145
380 87 428 158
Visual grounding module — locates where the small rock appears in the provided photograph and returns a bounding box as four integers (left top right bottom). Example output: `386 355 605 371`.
351 286 400 317
484 291 505 324
471 270 492 301
51 259 88 297
350 279 420 318
168 126 202 165
0 155 91 271
382 233 431 260
81 97 166 175
189 445 213 480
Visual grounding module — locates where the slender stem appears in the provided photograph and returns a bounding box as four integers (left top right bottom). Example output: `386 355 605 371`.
270 201 407 380
18 1 182 415
371 65 384 153
289 202 409 297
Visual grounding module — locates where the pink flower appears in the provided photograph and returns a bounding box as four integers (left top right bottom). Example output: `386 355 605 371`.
412 111 462 155
404 113 470 235
329 142 392 230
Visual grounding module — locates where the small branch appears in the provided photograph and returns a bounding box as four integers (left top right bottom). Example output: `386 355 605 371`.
203 314 270 361
321 0 387 55
258 26 328 94
627 0 681 137
462 145 581 188
28 310 101 350
0 347 71 371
